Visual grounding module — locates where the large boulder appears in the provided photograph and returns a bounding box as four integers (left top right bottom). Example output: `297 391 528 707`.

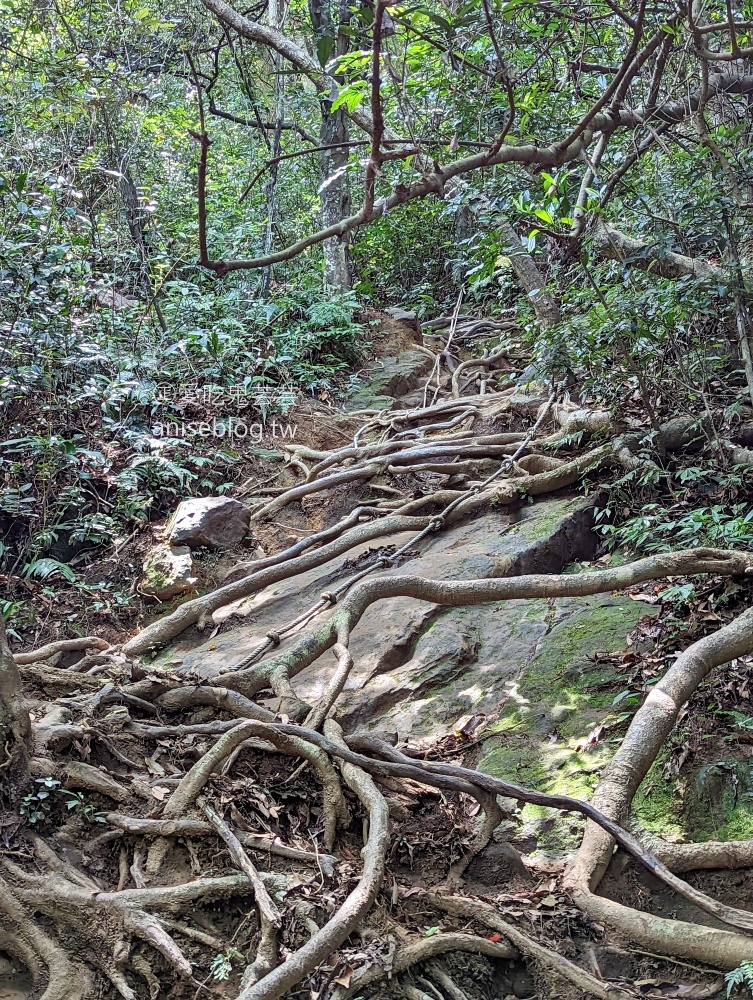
141 544 198 601
343 349 432 412
161 495 604 730
384 306 419 329
168 496 251 550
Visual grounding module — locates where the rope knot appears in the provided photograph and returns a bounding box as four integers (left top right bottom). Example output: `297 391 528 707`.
265 630 282 646
320 591 338 606
428 515 445 532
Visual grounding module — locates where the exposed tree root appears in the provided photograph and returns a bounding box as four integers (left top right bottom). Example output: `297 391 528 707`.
201 798 281 985
2 860 193 996
570 892 753 969
305 641 354 730
426 962 473 1000
0 862 289 998
202 547 751 708
0 618 31 795
0 871 89 1000
350 733 506 885
236 720 389 1000
12 383 753 1000
13 637 111 665
331 933 517 999
123 512 436 656
568 605 753 888
122 430 612 659
562 605 753 968
155 684 276 720
425 892 634 1000
647 837 753 873
265 724 753 933
104 813 338 872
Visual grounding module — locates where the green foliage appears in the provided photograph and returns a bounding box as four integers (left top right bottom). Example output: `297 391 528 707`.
265 280 363 388
726 960 753 997
20 777 106 826
22 558 77 583
1 0 753 638
597 503 753 555
210 946 244 981
20 777 61 825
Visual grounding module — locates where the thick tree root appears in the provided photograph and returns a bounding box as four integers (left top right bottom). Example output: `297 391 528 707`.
331 933 517 999
13 637 111 665
201 798 281 985
350 733 507 885
648 837 753 873
122 440 613 660
236 720 390 1000
2 861 193 998
562 605 753 968
123 512 435 656
0 872 90 1000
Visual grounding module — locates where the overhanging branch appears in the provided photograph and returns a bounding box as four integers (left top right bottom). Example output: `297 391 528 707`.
195 0 753 276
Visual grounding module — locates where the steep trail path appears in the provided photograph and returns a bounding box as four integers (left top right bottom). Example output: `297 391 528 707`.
6 311 753 1000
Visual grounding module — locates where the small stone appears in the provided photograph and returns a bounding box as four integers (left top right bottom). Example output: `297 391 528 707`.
385 306 418 327
141 544 198 600
168 495 252 550
548 704 573 724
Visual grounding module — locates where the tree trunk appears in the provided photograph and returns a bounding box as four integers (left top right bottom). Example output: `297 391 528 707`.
319 108 351 290
259 0 286 300
591 218 723 281
498 218 562 330
0 616 31 805
311 0 351 291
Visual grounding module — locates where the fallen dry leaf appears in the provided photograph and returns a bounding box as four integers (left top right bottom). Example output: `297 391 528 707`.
333 968 353 987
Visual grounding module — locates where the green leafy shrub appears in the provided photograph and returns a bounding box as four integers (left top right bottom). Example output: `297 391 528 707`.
597 503 753 555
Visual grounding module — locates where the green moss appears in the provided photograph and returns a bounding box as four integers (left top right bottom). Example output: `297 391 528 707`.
632 758 686 839
714 806 753 841
633 753 753 842
521 597 650 708
475 588 661 855
480 740 547 789
514 497 588 542
142 564 169 589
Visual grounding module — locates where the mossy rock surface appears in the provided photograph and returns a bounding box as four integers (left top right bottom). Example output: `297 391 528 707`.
478 589 656 857
343 350 432 411
157 496 600 725
634 751 753 844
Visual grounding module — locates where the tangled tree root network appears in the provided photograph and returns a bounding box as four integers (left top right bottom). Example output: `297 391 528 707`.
5 381 753 1000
